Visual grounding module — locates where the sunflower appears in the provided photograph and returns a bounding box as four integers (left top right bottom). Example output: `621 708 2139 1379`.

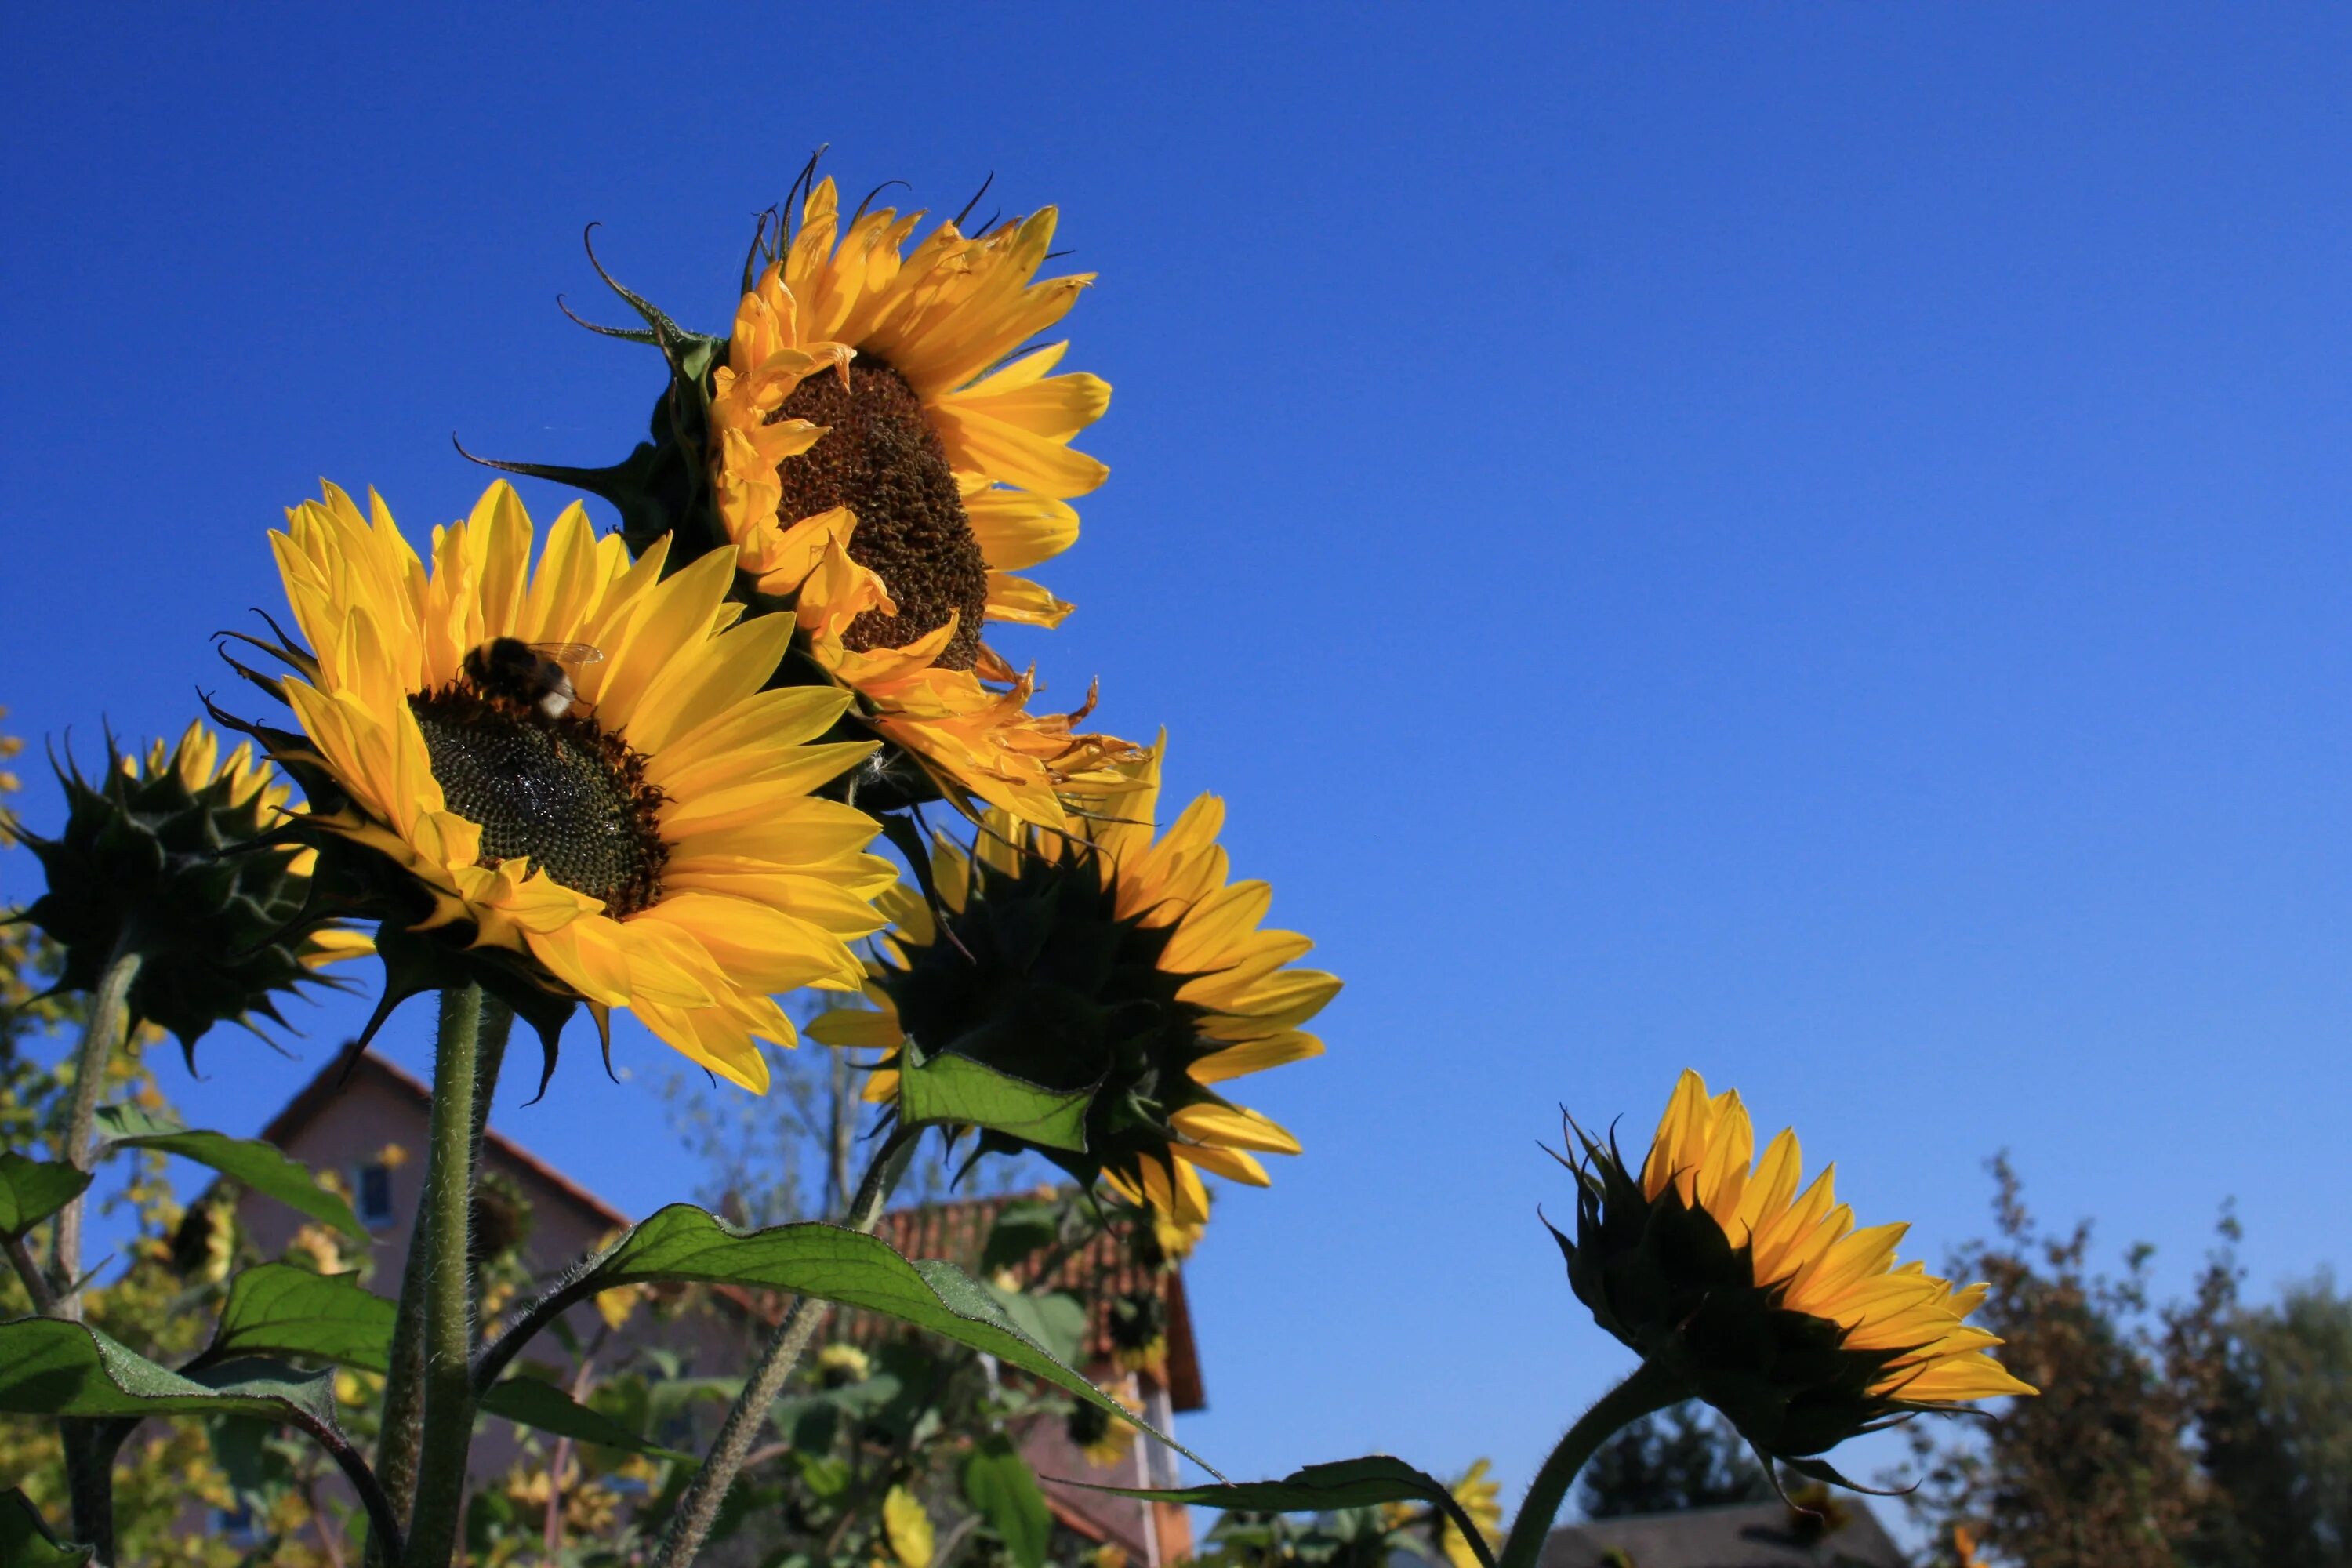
230 479 895 1091
1068 1378 1143 1470
1108 1287 1169 1374
131 720 377 965
1382 1458 1501 1568
13 717 370 1055
702 174 1141 829
1552 1070 2034 1472
1440 1460 1501 1568
811 743 1338 1229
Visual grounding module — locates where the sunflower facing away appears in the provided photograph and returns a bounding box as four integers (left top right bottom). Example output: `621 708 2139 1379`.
1382 1459 1502 1568
128 720 376 965
702 173 1143 829
811 744 1338 1230
1440 1460 1501 1568
225 479 895 1090
13 717 370 1055
1552 1070 2035 1470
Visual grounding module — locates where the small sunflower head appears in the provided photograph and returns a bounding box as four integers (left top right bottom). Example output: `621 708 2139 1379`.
1549 1071 2036 1479
1108 1288 1169 1374
1067 1378 1142 1469
1441 1460 1502 1568
6 722 368 1062
815 1341 873 1388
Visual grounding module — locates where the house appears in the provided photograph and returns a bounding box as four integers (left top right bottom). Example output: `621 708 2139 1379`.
1539 1497 1908 1568
229 1047 1203 1563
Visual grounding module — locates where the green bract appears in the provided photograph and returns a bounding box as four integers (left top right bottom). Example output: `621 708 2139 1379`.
881 844 1238 1194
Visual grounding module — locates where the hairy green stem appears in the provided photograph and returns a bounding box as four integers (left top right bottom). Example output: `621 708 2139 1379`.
370 1203 430 1563
5 1232 58 1314
47 942 143 1565
50 944 143 1318
372 995 510 1568
1494 1358 1685 1568
57 1424 116 1565
397 984 482 1568
652 1122 919 1568
463 997 514 1225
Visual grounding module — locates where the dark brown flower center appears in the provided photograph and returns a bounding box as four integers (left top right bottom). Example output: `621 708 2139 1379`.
408 682 668 916
771 357 989 670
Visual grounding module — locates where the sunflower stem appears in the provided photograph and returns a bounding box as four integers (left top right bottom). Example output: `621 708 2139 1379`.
47 942 142 1566
463 995 514 1265
370 993 512 1568
397 983 483 1568
371 1208 430 1562
49 942 143 1319
652 1120 920 1568
1494 1358 1684 1568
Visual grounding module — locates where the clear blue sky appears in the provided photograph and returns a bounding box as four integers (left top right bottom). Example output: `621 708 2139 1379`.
7 1 2350 1514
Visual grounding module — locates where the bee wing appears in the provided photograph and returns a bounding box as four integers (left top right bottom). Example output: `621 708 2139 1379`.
525 641 605 666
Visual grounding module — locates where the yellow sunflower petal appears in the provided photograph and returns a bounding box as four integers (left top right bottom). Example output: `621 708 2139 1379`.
252 481 888 1092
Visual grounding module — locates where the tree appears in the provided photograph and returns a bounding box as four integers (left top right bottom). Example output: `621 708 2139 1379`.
2186 1273 2352 1568
660 1004 1036 1231
1901 1157 2352 1568
1573 1400 1771 1519
1902 1156 2212 1568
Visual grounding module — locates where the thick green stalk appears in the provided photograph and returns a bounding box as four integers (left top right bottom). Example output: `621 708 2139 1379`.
370 1207 430 1563
49 944 143 1318
49 942 142 1566
652 1122 919 1568
461 1006 513 1326
58 1424 118 1566
371 995 510 1567
397 984 482 1568
1494 1359 1685 1568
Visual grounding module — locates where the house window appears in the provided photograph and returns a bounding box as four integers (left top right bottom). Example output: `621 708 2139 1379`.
212 1501 260 1547
355 1163 395 1229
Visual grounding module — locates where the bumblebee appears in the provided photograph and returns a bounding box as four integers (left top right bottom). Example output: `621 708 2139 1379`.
460 637 603 720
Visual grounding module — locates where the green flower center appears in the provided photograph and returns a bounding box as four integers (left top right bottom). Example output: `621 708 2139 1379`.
408 682 668 916
770 356 989 671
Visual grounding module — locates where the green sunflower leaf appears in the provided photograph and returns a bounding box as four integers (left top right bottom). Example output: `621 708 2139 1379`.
898 1052 1094 1152
0 1318 340 1427
982 1283 1087 1367
205 1264 395 1370
200 1265 674 1460
1067 1454 1461 1512
477 1373 693 1462
963 1433 1051 1568
93 1104 367 1243
476 1204 1218 1478
978 1195 1062 1274
0 1487 92 1566
0 1153 91 1238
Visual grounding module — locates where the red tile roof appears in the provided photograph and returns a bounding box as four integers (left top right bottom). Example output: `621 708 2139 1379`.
858 1189 1204 1412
